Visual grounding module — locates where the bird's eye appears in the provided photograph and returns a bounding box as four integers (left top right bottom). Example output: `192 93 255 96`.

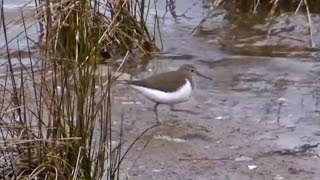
190 69 194 72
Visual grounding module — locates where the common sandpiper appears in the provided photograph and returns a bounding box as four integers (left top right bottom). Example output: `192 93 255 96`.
127 64 212 123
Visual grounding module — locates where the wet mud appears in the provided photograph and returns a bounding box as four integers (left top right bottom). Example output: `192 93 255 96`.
110 1 320 179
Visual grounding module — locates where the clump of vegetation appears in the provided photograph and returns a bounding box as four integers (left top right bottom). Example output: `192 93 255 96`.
0 0 158 179
206 0 317 56
212 0 320 15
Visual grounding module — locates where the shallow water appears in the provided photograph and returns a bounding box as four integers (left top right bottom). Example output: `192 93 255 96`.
113 1 320 180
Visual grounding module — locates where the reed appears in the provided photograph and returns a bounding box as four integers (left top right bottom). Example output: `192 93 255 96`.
0 0 158 179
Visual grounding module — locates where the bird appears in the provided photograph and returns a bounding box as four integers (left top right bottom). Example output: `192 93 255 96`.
126 64 212 124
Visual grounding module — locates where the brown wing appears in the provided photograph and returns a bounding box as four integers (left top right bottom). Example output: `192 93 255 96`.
128 71 187 92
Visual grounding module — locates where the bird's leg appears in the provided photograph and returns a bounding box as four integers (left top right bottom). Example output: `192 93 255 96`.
154 103 160 124
170 104 199 115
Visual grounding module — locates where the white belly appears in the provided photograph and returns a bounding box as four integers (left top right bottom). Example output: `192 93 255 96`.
130 79 193 104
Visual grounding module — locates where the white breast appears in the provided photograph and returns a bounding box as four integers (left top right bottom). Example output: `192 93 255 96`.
130 79 193 104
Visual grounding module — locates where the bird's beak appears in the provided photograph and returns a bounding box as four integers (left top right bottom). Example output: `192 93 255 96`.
195 71 212 80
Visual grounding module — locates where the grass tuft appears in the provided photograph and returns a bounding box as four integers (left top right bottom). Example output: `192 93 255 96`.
0 0 158 179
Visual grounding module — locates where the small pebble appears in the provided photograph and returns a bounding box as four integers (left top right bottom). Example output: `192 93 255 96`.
247 165 257 170
152 169 163 173
235 156 253 162
273 175 285 180
229 145 240 150
277 97 287 104
286 124 296 130
122 101 142 105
